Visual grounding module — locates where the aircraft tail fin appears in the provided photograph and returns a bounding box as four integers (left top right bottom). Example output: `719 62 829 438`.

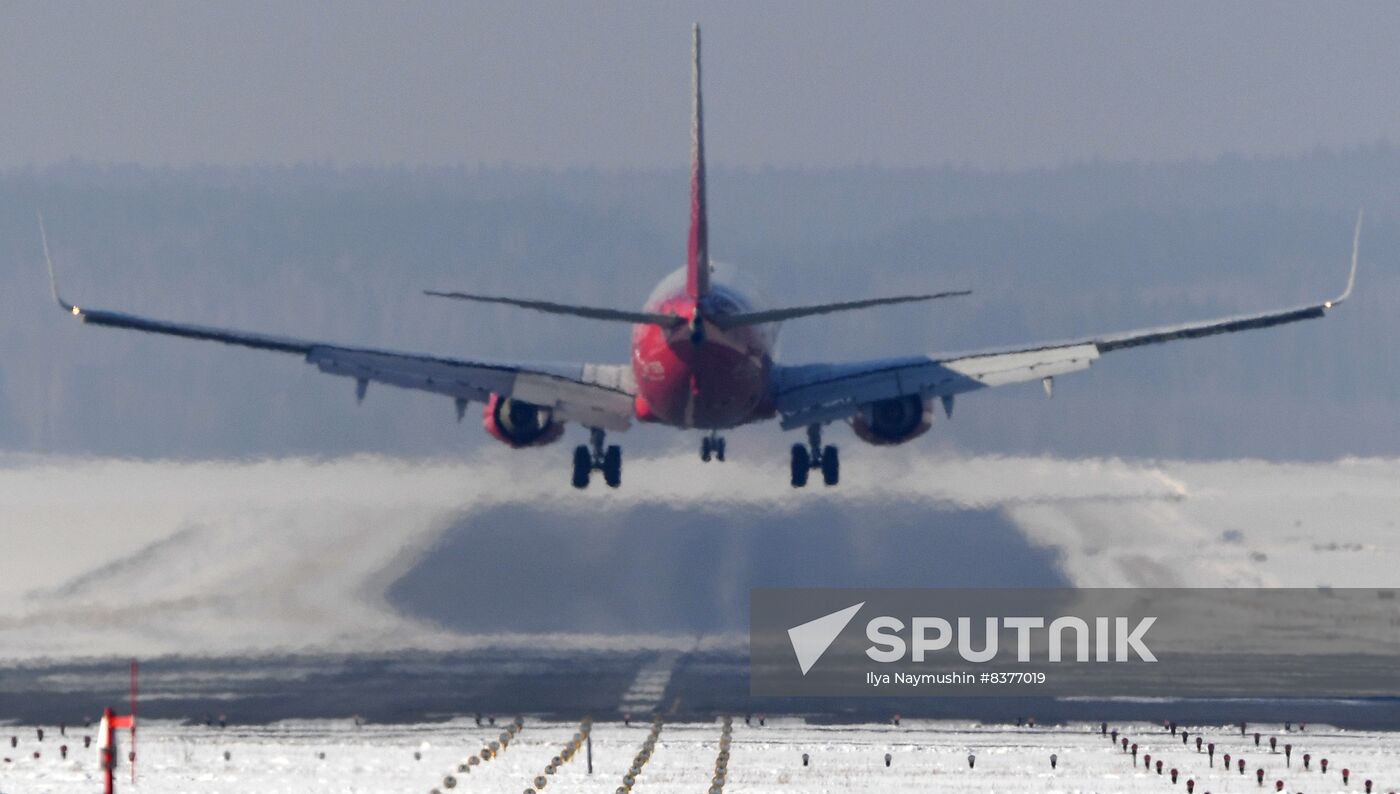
686 23 710 299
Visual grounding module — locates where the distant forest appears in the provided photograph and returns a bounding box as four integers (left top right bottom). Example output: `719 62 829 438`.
1 147 1396 461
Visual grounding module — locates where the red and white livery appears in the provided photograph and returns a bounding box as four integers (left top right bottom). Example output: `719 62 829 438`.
44 26 1359 488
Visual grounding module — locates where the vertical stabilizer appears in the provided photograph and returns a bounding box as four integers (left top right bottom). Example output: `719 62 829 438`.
687 23 710 299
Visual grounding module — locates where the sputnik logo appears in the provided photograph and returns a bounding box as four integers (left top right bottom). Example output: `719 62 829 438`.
788 602 864 675
785 600 1158 674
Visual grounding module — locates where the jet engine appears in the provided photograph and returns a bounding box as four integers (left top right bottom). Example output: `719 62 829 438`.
850 394 932 445
482 393 565 448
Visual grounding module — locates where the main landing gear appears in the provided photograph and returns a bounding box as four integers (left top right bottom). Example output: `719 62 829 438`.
572 427 622 489
700 431 726 462
791 423 839 488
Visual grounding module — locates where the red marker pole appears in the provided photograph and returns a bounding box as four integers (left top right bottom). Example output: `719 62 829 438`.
130 659 138 786
101 707 115 794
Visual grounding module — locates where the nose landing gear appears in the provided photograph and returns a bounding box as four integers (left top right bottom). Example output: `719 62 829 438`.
791 423 838 488
700 431 726 462
572 427 622 489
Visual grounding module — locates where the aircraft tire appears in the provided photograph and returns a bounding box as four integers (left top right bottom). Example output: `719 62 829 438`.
821 445 839 486
572 445 591 489
603 445 623 488
790 444 810 488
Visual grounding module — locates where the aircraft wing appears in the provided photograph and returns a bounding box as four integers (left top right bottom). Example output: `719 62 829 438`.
40 222 635 430
58 305 637 430
774 216 1361 431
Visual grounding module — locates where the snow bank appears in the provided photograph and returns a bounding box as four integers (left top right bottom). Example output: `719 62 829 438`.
1 452 1395 660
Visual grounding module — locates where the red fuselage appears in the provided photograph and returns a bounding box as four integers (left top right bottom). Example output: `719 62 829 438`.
631 268 776 429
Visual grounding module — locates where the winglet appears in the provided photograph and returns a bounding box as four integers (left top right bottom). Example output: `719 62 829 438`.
38 212 79 315
1325 209 1361 310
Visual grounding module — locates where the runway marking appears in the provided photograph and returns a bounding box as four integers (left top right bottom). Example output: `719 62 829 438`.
619 651 681 714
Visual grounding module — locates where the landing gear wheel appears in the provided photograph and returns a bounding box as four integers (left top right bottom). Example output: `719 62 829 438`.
701 434 726 463
602 445 623 488
821 445 840 486
790 444 810 488
571 445 591 489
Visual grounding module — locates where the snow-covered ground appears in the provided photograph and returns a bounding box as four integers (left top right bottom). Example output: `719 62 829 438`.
2 452 1398 659
3 718 1399 794
2 453 1399 790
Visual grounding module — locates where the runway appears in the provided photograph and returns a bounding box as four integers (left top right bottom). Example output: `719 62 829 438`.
2 649 1398 729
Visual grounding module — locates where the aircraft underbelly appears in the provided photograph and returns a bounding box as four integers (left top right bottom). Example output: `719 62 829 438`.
633 326 771 429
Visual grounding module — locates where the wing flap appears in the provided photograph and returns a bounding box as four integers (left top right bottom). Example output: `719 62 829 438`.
945 344 1100 386
776 344 1099 429
305 347 636 430
307 347 506 401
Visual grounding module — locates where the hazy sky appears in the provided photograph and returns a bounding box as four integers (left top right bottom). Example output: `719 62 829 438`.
4 2 1400 170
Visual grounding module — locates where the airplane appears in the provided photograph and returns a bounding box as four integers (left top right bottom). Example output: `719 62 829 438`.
43 25 1360 490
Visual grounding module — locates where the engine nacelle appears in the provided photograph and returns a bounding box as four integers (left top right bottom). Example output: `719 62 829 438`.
851 394 933 446
482 394 565 448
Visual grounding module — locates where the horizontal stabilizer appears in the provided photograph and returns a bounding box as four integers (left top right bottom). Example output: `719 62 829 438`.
708 290 970 330
424 290 685 328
